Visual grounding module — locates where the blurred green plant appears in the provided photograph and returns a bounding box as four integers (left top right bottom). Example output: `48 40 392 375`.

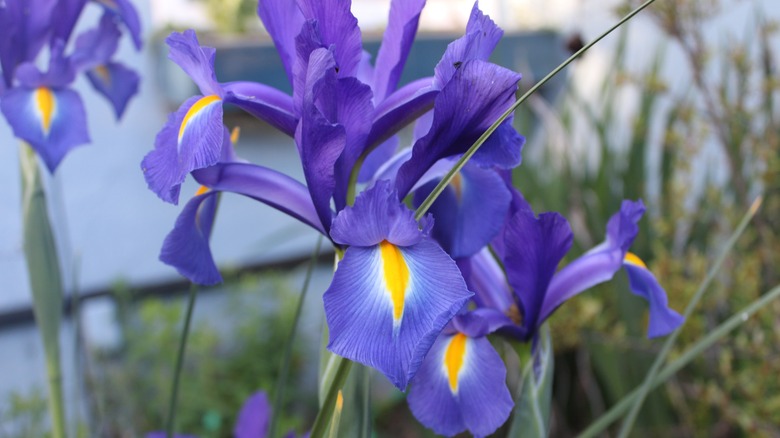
514 1 780 435
195 0 257 34
83 271 317 438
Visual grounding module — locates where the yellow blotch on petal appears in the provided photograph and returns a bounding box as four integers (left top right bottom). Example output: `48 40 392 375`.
194 185 209 197
444 333 468 393
336 390 344 411
93 65 111 84
379 240 409 323
624 252 647 268
35 87 55 134
178 94 221 142
450 172 463 201
230 126 241 143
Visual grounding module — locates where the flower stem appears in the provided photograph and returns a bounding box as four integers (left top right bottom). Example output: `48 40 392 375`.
166 284 198 438
616 196 763 437
19 143 67 438
311 356 353 438
414 0 662 221
269 236 323 438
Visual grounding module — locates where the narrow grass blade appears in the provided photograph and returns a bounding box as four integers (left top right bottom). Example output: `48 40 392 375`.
165 284 198 438
580 283 780 438
414 0 661 221
616 196 763 437
269 236 323 437
19 143 67 438
508 324 554 438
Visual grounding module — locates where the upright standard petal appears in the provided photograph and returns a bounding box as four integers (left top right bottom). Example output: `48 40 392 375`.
296 0 362 77
71 12 120 71
85 62 140 119
623 254 684 338
394 60 520 198
503 208 573 339
323 181 472 389
95 0 143 49
142 94 224 204
408 330 512 437
50 0 88 45
257 0 305 85
433 2 503 89
372 0 427 102
1 86 90 172
234 391 272 438
165 30 222 96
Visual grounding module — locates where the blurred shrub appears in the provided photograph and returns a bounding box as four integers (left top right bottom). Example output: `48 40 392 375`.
85 271 316 438
516 1 780 435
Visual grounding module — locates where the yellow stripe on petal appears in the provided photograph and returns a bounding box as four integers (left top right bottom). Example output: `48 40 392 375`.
379 240 409 324
35 87 55 135
178 95 221 142
443 333 468 393
624 252 647 268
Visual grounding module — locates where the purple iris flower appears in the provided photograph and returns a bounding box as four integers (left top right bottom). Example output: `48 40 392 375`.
469 193 684 341
0 0 141 172
149 0 520 392
408 308 514 437
323 180 472 390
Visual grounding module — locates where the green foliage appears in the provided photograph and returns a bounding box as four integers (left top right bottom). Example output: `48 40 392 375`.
0 389 50 438
86 272 316 437
514 1 780 435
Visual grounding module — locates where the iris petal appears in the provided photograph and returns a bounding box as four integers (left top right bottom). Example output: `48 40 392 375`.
1 85 90 172
142 95 224 204
372 0 426 102
394 60 520 198
408 332 512 437
323 239 472 390
85 61 140 119
624 259 684 338
160 190 222 285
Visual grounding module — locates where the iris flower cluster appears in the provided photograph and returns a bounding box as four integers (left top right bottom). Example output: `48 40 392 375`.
143 0 684 435
0 0 141 172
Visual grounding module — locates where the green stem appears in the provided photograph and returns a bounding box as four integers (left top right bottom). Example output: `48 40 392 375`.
19 143 67 438
269 236 324 438
616 196 762 437
580 283 780 438
414 0 661 221
361 366 371 438
311 357 353 438
166 284 198 438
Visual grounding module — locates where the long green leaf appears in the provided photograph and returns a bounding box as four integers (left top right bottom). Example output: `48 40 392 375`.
616 196 763 437
580 283 780 438
20 143 66 438
508 324 554 438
